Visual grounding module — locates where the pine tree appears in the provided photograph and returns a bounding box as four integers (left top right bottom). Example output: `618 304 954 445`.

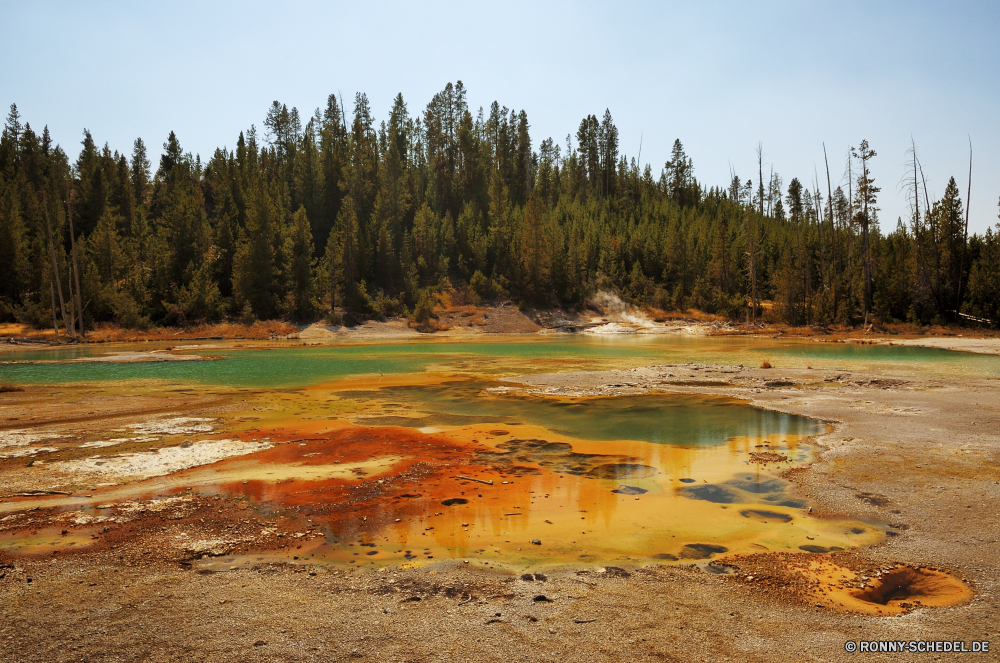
851 140 879 323
289 205 319 319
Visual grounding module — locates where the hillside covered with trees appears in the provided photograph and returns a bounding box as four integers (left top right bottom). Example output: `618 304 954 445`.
1 82 998 335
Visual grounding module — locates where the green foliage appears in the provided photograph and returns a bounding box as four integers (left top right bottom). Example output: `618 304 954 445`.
0 92 996 332
963 205 1000 326
413 289 436 323
469 270 493 304
176 259 223 322
0 175 28 315
288 205 320 320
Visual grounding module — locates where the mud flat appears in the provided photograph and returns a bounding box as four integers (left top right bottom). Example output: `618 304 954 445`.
1 361 998 660
886 336 1000 355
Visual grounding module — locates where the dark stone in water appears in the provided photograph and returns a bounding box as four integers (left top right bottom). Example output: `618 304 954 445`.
531 539 541 545
799 545 830 553
725 477 787 494
586 463 658 480
487 437 649 479
678 544 729 560
611 485 647 495
366 551 378 555
533 595 553 602
681 484 740 504
521 574 534 581
653 553 678 561
678 478 697 484
442 498 469 506
399 494 422 499
740 509 793 523
489 430 510 436
533 573 547 581
764 497 808 508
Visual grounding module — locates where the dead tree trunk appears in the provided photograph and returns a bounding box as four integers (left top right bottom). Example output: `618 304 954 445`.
955 138 972 319
823 144 837 319
49 278 60 338
67 190 85 338
41 192 73 339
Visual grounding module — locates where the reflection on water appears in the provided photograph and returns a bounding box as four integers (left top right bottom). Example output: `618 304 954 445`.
175 413 880 572
340 381 823 447
0 335 913 569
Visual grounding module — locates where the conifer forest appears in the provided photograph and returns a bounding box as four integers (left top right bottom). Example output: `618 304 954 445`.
1 82 998 333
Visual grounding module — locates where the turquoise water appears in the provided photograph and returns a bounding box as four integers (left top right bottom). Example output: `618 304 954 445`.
348 381 822 447
1 335 997 387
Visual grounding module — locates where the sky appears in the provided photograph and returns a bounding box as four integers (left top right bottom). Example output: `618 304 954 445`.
3 1 998 234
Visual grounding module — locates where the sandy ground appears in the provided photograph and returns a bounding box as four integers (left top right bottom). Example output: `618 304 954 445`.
886 337 1000 355
2 361 999 659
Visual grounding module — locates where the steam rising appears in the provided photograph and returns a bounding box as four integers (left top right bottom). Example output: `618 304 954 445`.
587 291 656 329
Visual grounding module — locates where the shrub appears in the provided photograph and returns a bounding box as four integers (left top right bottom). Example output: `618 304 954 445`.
469 270 493 304
413 290 436 323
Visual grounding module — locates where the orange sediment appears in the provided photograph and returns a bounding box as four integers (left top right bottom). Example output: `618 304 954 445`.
791 557 972 615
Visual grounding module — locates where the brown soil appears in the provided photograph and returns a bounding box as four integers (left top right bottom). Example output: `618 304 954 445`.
0 320 298 344
6 303 1000 350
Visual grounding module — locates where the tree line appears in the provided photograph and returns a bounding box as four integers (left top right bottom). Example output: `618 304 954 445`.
1 82 998 334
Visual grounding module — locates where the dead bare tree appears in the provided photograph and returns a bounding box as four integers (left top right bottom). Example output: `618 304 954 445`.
48 276 59 339
67 189 85 338
756 143 764 216
41 191 73 340
845 149 855 274
813 169 826 294
823 144 838 317
766 166 775 217
740 191 764 329
905 138 926 308
955 137 972 318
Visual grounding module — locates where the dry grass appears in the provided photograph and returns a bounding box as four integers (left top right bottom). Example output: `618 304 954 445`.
642 307 729 323
0 323 56 339
85 321 299 342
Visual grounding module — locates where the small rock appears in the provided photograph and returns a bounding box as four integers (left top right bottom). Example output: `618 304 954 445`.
531 539 541 545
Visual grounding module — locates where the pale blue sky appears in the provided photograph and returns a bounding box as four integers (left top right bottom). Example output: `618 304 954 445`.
4 1 998 233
